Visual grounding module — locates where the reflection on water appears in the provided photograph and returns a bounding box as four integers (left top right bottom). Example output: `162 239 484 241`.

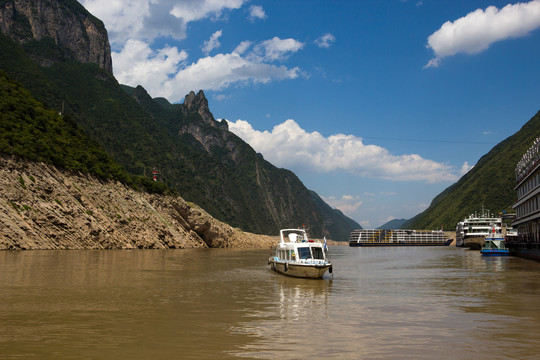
1 247 540 359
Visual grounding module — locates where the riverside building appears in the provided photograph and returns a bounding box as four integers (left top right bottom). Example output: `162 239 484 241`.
509 137 540 260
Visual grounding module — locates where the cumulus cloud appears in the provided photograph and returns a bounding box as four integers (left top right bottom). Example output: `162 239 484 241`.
315 33 335 48
112 39 188 92
81 0 246 46
202 30 223 54
248 5 266 21
112 38 303 102
82 0 305 102
227 119 459 183
252 37 304 62
425 0 540 67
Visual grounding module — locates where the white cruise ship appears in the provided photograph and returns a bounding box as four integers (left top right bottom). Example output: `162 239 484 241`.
455 208 502 247
349 229 451 246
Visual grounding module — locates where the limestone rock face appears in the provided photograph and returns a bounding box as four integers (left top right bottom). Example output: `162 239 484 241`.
179 90 245 162
0 155 276 250
0 0 112 73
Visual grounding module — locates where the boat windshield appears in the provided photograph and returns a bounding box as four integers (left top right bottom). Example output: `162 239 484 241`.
297 247 311 259
311 247 324 260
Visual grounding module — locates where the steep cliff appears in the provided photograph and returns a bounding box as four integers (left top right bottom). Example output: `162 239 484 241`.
0 0 112 72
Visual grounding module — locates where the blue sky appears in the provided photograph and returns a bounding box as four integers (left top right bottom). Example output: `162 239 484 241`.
81 0 540 229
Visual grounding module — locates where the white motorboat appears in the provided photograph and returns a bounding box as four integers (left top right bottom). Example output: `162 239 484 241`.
268 229 332 279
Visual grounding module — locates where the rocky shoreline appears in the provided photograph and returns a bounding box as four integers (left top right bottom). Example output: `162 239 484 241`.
0 155 277 250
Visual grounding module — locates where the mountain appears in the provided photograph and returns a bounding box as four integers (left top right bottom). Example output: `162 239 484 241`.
0 69 277 250
378 218 408 230
0 0 359 239
404 110 540 230
125 84 360 238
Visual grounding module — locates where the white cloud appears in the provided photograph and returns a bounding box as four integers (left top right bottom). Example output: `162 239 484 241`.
248 5 266 21
315 33 335 48
227 119 459 183
82 1 305 102
113 38 303 102
170 0 245 22
252 37 304 62
81 0 246 46
460 161 474 176
425 0 540 67
233 40 252 55
112 39 188 92
202 30 223 54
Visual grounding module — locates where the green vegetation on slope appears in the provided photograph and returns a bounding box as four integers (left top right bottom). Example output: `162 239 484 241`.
405 111 540 230
0 70 123 178
0 70 169 194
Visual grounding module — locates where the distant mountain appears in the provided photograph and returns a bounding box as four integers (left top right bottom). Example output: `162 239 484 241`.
0 0 359 239
378 218 408 230
404 110 540 230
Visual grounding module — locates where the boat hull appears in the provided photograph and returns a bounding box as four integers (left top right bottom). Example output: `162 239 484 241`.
349 239 452 247
481 249 509 256
269 259 331 279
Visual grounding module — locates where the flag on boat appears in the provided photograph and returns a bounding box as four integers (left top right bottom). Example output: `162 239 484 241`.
323 237 328 251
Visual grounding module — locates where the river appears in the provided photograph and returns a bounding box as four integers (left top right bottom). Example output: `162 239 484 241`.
1 246 540 359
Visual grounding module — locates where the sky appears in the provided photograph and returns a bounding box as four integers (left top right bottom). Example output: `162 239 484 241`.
81 0 540 229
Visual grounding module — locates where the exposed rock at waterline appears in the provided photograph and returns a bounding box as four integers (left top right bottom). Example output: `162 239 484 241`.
0 155 276 250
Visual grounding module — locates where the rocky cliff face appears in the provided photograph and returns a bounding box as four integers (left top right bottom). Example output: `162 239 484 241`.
178 90 238 158
0 155 276 250
0 0 112 73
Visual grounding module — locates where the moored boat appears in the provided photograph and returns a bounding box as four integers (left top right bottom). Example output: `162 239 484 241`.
481 229 509 256
349 229 451 246
455 207 502 249
268 229 332 279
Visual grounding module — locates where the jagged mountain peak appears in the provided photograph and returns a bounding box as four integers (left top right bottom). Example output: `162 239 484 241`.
182 90 227 130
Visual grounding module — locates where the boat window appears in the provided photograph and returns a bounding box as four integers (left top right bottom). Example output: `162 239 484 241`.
311 247 324 260
297 247 311 259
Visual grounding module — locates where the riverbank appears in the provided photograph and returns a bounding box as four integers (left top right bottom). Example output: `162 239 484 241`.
0 155 277 250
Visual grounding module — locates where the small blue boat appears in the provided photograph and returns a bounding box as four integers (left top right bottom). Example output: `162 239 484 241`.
481 233 509 256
